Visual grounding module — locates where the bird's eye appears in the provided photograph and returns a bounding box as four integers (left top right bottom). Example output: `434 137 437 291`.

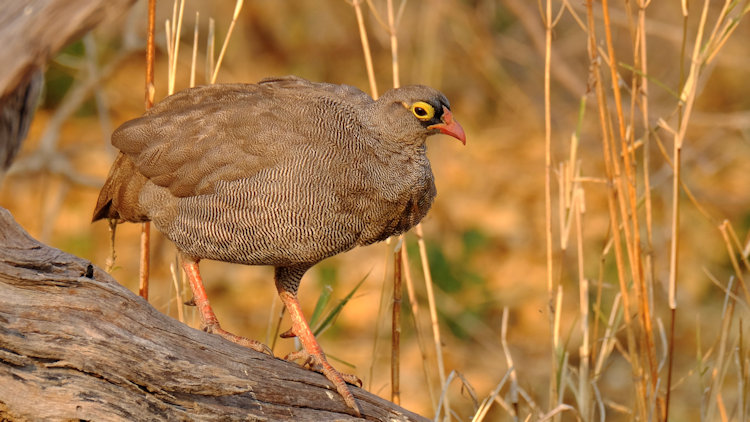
410 101 435 121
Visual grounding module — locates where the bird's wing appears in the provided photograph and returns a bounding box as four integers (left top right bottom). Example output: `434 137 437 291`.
112 82 329 198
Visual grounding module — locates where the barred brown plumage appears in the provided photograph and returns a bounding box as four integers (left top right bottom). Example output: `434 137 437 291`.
92 75 466 416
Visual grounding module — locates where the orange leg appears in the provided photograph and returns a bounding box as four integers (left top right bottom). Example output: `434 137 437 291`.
278 290 361 416
181 255 271 355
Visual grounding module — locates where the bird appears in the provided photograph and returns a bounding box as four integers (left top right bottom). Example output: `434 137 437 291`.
92 75 466 415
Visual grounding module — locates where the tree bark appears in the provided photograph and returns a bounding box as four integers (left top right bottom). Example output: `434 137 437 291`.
0 208 427 421
0 0 137 98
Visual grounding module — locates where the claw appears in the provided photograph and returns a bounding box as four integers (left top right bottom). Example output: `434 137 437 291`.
341 372 363 388
280 327 296 338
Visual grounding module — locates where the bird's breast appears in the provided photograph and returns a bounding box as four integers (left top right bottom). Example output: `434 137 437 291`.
354 160 436 246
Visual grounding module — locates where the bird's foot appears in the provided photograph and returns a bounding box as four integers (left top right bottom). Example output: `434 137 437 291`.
284 348 362 413
276 289 361 416
285 348 363 387
203 322 273 356
181 258 273 356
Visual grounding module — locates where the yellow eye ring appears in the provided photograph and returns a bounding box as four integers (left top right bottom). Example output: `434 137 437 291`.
410 101 435 121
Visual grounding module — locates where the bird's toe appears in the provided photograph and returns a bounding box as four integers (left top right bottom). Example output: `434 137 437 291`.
204 323 273 355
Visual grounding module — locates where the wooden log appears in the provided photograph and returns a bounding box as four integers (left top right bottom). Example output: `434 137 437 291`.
0 208 428 421
0 0 137 98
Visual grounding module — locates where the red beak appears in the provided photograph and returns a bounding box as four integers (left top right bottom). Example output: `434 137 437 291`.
428 106 466 145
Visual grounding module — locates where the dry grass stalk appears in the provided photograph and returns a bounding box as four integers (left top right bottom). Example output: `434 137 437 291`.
719 222 750 307
585 0 647 418
434 371 459 422
400 240 439 412
574 184 590 420
553 285 565 411
500 307 519 419
145 0 156 108
386 0 400 88
365 243 391 391
167 0 185 95
386 0 402 407
138 0 158 301
470 368 511 422
392 237 403 405
210 0 243 84
164 0 184 319
206 18 215 83
602 0 660 412
704 269 741 421
168 261 185 323
351 0 379 99
104 219 117 273
414 224 450 416
634 2 660 412
726 224 750 268
416 222 451 420
190 12 199 88
541 0 560 415
593 293 621 379
435 370 479 421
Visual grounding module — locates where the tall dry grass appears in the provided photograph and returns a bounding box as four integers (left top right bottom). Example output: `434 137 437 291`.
520 1 750 421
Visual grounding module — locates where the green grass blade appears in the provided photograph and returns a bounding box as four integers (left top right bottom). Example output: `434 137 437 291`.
313 271 370 337
309 284 333 329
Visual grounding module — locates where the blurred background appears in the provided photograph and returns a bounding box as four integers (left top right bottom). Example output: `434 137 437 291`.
2 1 749 420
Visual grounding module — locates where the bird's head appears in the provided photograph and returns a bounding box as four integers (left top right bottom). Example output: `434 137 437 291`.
373 85 466 146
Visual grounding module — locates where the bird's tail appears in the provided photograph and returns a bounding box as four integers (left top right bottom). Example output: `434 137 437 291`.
92 152 148 222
